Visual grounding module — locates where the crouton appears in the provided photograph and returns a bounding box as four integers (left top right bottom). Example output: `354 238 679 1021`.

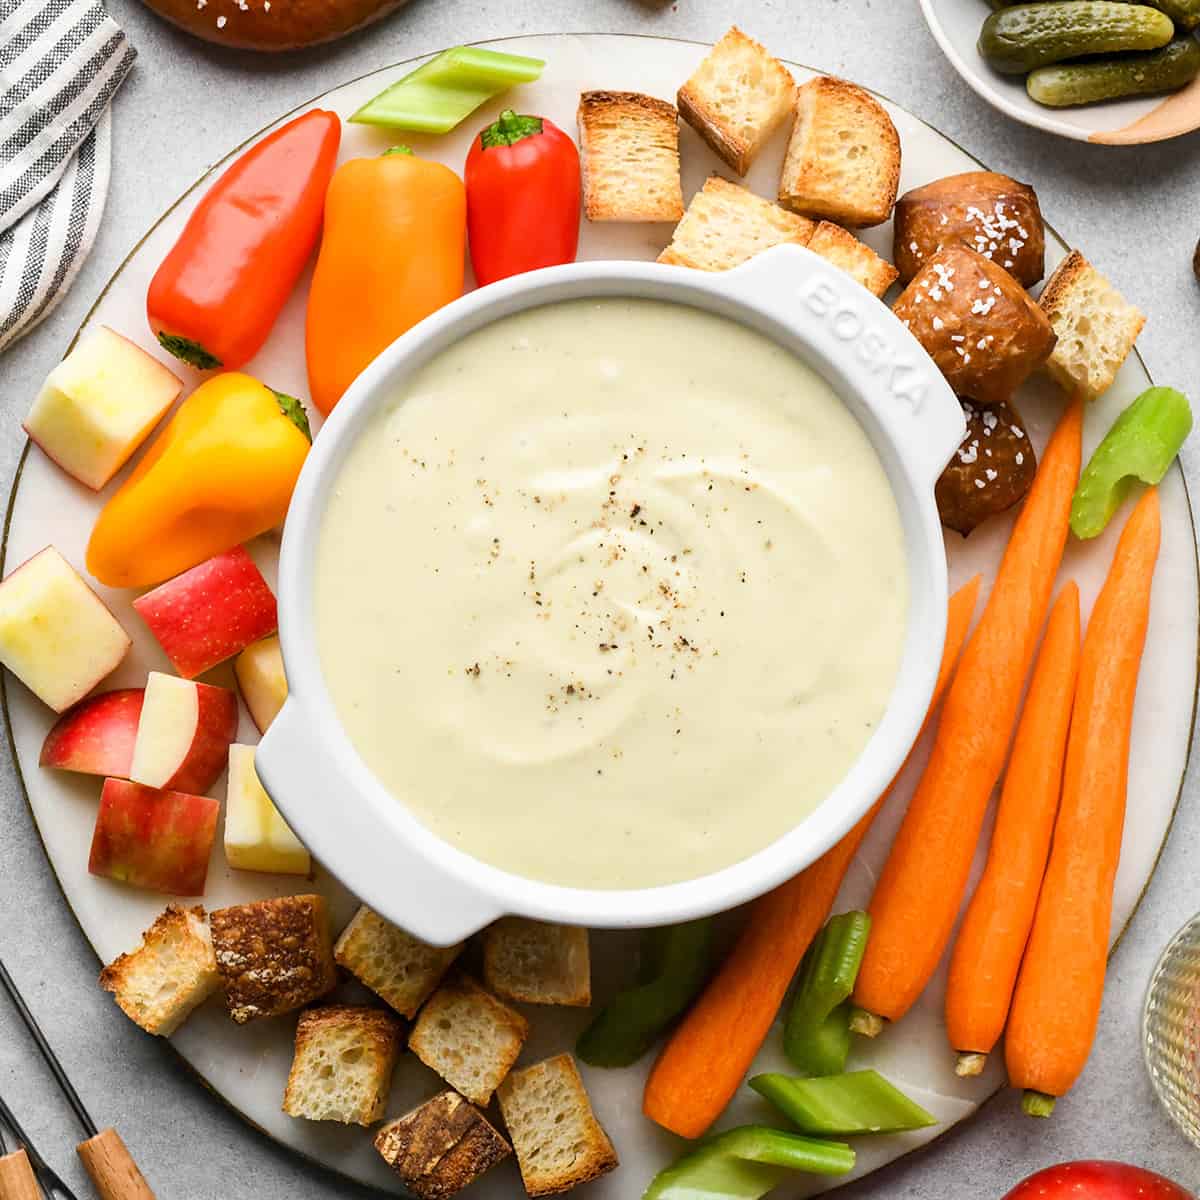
677 27 795 175
657 175 815 271
210 894 336 1023
578 91 684 222
779 76 901 228
497 1054 618 1196
1038 249 1146 401
375 1090 511 1199
483 919 591 1007
806 221 899 298
282 1005 404 1126
99 905 219 1036
334 904 462 1020
408 972 529 1106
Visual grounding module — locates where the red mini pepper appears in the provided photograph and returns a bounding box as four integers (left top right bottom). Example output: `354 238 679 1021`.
147 109 341 371
465 110 580 287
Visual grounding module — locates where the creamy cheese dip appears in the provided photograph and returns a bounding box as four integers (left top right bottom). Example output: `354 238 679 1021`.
315 298 908 890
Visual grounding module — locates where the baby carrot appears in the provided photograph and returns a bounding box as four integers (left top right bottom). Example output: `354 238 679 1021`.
853 400 1082 1028
642 576 981 1139
945 581 1081 1076
1006 487 1160 1115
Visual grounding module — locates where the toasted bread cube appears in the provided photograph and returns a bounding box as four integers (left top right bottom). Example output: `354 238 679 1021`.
1039 249 1146 402
483 919 591 1007
334 905 463 1019
375 1090 511 1199
282 1005 404 1126
99 905 219 1036
779 76 901 229
658 176 814 271
210 894 336 1023
497 1054 618 1196
677 27 795 175
806 221 899 298
408 972 529 1106
578 91 683 222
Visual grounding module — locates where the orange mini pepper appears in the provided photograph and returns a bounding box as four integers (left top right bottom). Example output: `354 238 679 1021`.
305 147 466 415
87 373 310 589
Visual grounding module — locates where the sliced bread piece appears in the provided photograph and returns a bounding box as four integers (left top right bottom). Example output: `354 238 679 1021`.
375 1090 512 1199
779 76 901 228
497 1054 618 1196
806 221 899 298
99 905 219 1036
677 27 795 175
657 175 815 271
334 904 463 1019
577 91 684 222
283 1005 404 1126
483 918 591 1007
1038 249 1146 401
408 972 529 1106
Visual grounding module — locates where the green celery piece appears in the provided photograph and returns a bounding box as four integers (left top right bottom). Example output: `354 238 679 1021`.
351 47 545 134
749 1071 937 1136
783 911 871 1076
1070 386 1192 540
642 1126 855 1199
577 919 713 1068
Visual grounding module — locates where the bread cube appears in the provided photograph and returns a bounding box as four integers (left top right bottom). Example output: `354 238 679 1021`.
578 91 684 222
677 27 795 175
1038 249 1146 402
497 1054 618 1196
282 1005 404 1126
806 221 899 298
409 972 529 1106
375 1090 511 1199
483 919 591 1007
224 744 310 875
99 905 219 1036
210 894 336 1023
658 176 815 271
779 76 901 228
334 905 462 1019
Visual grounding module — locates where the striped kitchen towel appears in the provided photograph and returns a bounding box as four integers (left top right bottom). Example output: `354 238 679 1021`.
0 0 136 353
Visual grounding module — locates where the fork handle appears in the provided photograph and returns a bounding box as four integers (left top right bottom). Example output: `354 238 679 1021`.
0 1150 41 1200
77 1130 154 1200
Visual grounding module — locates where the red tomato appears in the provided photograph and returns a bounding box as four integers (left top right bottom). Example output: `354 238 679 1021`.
1004 1162 1194 1200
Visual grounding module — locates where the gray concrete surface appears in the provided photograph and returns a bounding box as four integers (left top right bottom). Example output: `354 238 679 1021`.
2 1 1200 1195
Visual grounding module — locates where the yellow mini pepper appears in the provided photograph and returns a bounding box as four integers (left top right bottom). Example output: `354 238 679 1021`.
87 372 310 588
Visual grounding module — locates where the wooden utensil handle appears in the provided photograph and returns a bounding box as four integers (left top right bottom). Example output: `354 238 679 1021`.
0 1150 42 1200
77 1129 155 1200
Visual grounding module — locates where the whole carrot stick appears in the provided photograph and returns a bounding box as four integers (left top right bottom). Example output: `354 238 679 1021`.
1006 487 1160 1116
852 400 1082 1029
945 581 1081 1077
642 575 982 1139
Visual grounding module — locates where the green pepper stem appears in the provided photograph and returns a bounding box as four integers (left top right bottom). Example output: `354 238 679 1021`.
270 390 312 441
849 1007 884 1037
1021 1090 1057 1118
383 145 414 157
955 1051 987 1078
156 331 221 372
481 109 545 149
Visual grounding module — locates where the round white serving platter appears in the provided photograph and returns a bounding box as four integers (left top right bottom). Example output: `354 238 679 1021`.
2 32 1196 1199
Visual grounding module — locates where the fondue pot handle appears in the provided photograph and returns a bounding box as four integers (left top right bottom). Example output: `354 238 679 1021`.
256 700 502 947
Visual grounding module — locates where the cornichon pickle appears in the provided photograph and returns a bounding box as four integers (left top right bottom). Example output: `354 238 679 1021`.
979 2 1174 74
1027 36 1200 105
987 0 1200 29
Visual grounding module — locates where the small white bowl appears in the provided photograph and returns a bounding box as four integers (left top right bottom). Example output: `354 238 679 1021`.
920 0 1200 144
257 246 964 945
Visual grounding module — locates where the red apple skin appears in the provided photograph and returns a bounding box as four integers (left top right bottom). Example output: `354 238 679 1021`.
88 778 219 896
133 546 278 679
39 688 144 777
157 681 238 794
1004 1163 1194 1200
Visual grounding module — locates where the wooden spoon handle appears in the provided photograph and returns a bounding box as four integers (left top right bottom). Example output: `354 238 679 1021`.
0 1150 41 1200
77 1129 155 1200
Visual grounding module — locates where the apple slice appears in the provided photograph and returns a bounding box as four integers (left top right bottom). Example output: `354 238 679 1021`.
0 547 131 712
24 327 183 491
89 778 219 896
129 671 238 794
133 546 277 679
40 688 145 778
224 744 310 875
234 635 287 733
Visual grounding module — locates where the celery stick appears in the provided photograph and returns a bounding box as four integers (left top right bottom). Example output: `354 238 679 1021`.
750 1071 937 1136
351 47 545 133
